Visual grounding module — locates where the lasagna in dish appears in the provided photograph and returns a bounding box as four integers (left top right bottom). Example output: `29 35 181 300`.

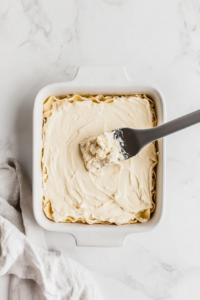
42 94 157 225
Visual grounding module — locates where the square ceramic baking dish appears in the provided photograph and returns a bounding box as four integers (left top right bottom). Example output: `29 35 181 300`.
33 66 166 247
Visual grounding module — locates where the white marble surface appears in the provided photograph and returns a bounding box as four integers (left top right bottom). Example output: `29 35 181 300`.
1 0 200 299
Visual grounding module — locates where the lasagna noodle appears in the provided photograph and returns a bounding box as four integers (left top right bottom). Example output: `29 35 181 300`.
42 94 157 225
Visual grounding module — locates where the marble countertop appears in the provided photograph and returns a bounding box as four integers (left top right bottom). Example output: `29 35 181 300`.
1 0 200 299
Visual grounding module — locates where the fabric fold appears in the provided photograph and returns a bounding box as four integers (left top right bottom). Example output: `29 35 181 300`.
0 159 99 300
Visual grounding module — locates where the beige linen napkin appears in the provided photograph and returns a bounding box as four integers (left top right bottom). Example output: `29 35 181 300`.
0 159 99 300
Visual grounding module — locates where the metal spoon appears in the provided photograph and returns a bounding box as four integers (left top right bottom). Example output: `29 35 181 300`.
112 109 200 160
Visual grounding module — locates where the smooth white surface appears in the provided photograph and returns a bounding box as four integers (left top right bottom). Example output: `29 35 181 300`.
1 0 200 299
33 66 166 246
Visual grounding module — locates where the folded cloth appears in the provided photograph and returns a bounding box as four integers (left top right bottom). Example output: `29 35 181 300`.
0 159 99 300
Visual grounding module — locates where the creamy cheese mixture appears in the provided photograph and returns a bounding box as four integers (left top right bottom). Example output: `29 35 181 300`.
79 131 125 174
42 95 157 225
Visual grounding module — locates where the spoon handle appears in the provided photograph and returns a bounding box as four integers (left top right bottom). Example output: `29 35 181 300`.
142 109 200 146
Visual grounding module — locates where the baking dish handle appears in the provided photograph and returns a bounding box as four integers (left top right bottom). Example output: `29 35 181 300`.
72 231 128 247
71 65 132 86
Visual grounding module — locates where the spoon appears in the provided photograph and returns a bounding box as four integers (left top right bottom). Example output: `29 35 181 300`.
113 109 200 160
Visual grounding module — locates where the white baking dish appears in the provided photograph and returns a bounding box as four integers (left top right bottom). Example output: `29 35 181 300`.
33 66 166 247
